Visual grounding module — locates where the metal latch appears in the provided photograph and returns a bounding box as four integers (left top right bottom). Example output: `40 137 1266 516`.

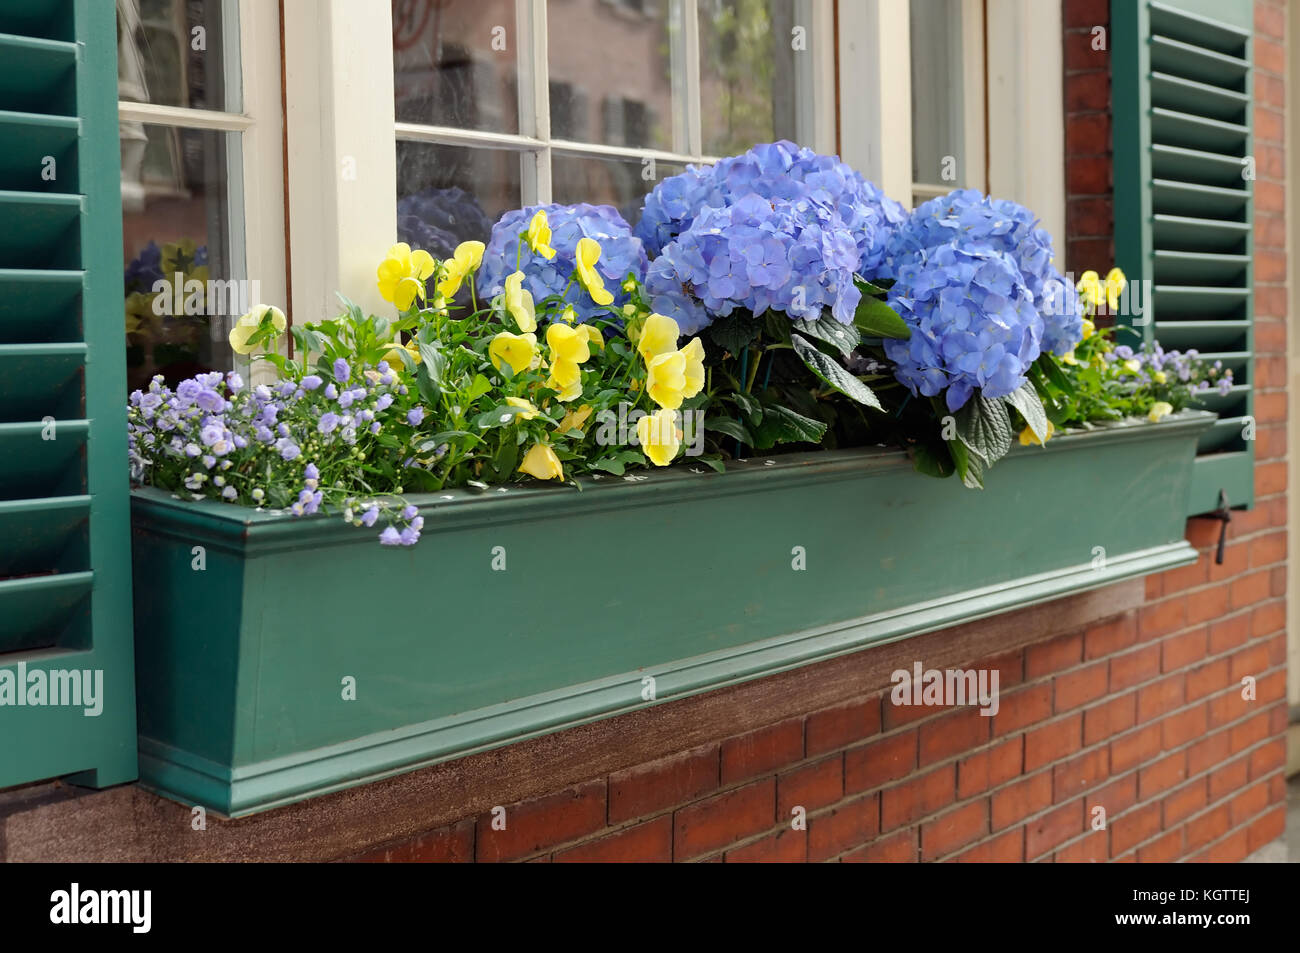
1202 488 1232 565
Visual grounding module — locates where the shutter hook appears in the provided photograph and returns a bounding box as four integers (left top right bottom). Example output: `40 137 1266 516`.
1203 488 1232 565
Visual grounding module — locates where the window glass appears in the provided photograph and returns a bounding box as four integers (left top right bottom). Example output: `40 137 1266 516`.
119 0 233 112
909 0 965 197
552 155 685 228
396 141 523 257
392 0 520 134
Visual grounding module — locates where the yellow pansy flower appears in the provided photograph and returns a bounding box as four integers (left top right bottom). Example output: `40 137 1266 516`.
1060 350 1079 366
377 242 437 311
1152 370 1167 384
489 331 538 377
546 367 583 401
547 322 592 368
1018 420 1056 446
505 396 540 421
503 271 537 332
559 306 577 325
579 323 605 351
647 350 687 410
637 408 682 467
637 312 680 364
575 237 614 306
436 240 485 300
1148 401 1173 422
383 339 422 369
1081 318 1095 340
1123 358 1141 373
519 443 563 480
1104 267 1126 311
228 305 287 355
680 337 705 398
558 404 594 433
525 210 556 260
1076 270 1101 309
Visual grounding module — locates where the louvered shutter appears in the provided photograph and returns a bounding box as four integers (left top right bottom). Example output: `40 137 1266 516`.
0 0 137 787
1112 0 1255 515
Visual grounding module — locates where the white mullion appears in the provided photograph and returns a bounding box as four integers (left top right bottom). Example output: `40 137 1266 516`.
682 0 703 158
117 101 253 131
839 0 912 206
394 122 543 151
549 138 718 166
515 0 551 204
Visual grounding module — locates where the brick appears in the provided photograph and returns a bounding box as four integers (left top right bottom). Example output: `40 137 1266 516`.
1054 661 1109 713
1251 601 1285 638
1084 613 1138 659
880 765 955 831
1083 692 1137 746
1138 751 1187 800
1249 531 1286 568
1228 711 1270 754
1229 642 1271 682
1160 704 1207 749
725 827 807 864
957 737 1023 799
1255 37 1285 75
1193 829 1250 863
919 707 989 767
1136 673 1185 722
673 779 775 860
1161 627 1207 672
1055 829 1109 863
1109 644 1160 691
1187 729 1232 776
720 719 804 784
1157 559 1207 597
844 730 917 793
805 697 881 755
992 771 1053 831
1068 197 1112 235
1186 586 1228 625
777 756 843 817
1255 2 1285 40
992 683 1053 737
1110 802 1162 856
808 793 880 862
1163 779 1208 826
356 819 475 863
1026 631 1083 678
951 827 1024 863
921 800 989 861
1054 747 1110 803
1245 806 1286 853
1110 723 1161 774
1229 570 1271 610
1186 657 1230 701
1087 775 1139 820
1027 799 1085 860
1064 0 1109 29
1024 714 1083 772
476 781 607 863
841 827 917 863
1065 69 1110 111
1184 804 1231 852
1137 829 1184 863
1248 739 1286 781
608 744 719 824
1208 689 1252 730
554 816 673 863
1207 612 1250 654
1208 755 1250 802
1228 781 1270 827
1138 598 1186 640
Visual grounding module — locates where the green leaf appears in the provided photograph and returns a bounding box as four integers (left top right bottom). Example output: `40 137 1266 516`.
853 296 911 340
466 374 492 402
590 455 629 475
695 454 726 473
955 394 1014 469
791 334 883 410
791 314 861 359
417 430 474 452
852 275 891 297
415 363 441 406
704 416 754 444
911 441 955 479
947 439 985 489
731 391 763 424
1005 382 1049 444
704 311 761 355
750 404 828 449
493 430 519 477
475 403 532 430
417 342 448 388
1034 352 1076 397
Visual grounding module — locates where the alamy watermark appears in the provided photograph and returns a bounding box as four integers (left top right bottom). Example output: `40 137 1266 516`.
890 661 1000 716
0 663 103 717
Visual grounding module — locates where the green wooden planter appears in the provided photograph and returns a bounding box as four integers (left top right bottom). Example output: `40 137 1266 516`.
132 410 1214 816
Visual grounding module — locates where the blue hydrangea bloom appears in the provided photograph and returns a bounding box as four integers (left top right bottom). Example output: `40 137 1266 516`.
396 186 493 260
883 189 1082 356
884 242 1044 412
635 140 904 279
479 203 647 324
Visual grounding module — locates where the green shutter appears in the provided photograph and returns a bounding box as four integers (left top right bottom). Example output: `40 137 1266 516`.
0 0 137 787
1112 0 1255 515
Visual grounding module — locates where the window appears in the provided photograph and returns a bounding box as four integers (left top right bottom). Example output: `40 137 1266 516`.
117 0 284 392
391 0 833 250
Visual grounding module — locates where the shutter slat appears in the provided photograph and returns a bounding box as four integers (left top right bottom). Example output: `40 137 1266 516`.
1150 72 1247 122
0 30 76 115
1152 213 1249 252
1149 36 1248 89
1151 144 1248 188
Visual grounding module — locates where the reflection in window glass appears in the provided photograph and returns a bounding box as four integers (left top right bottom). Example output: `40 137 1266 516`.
548 0 681 151
118 0 231 112
698 0 801 156
396 141 522 258
909 0 964 191
121 125 236 392
552 155 685 228
392 0 519 134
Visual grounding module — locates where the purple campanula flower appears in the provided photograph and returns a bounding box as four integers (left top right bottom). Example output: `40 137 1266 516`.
318 412 340 434
407 406 425 426
301 375 323 391
378 526 402 546
333 358 350 383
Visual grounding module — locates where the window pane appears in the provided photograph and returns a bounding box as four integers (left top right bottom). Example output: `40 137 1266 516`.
552 154 685 230
698 0 803 156
548 0 683 151
396 141 523 257
392 0 520 134
121 125 237 392
909 0 964 188
118 0 232 112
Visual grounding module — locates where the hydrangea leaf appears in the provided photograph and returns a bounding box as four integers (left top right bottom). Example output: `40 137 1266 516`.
704 311 762 356
792 314 861 358
731 391 764 425
704 416 754 445
750 404 828 449
791 334 883 410
911 440 955 479
853 295 911 341
1005 383 1049 444
955 394 1014 469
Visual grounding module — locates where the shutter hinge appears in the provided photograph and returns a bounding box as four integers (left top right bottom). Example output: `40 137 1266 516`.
1197 488 1232 565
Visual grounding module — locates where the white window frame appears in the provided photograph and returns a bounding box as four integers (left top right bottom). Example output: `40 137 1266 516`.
117 0 287 369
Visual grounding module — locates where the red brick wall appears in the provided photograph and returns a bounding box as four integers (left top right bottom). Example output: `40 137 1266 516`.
349 0 1289 864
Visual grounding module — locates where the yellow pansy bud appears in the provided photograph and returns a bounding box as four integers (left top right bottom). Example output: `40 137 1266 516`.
519 443 564 480
436 240 485 300
1081 318 1095 340
1148 401 1173 422
1018 420 1056 446
637 312 680 364
229 305 287 355
489 331 538 377
637 408 682 467
575 237 614 306
503 271 538 333
525 210 556 260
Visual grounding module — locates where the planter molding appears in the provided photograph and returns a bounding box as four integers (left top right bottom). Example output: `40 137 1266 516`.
131 411 1214 816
